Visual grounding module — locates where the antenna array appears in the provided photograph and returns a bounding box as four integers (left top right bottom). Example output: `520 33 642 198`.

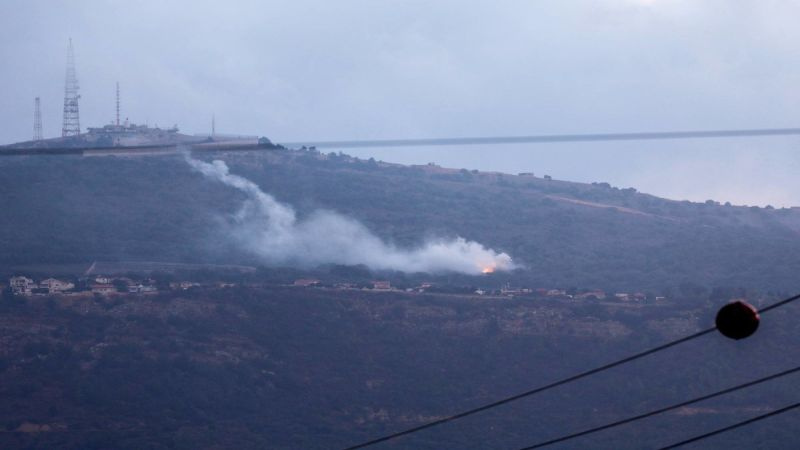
61 38 81 137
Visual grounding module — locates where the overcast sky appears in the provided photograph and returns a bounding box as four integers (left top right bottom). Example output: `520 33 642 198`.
2 0 800 206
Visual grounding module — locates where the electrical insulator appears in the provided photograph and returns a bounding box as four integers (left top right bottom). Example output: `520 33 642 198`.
715 300 760 340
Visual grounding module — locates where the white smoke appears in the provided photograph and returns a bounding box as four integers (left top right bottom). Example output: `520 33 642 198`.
186 156 515 274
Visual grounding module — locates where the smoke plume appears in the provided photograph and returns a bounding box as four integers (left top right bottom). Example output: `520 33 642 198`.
186 156 515 274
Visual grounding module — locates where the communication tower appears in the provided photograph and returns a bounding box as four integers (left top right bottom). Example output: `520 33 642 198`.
116 82 120 126
61 38 81 137
33 97 43 141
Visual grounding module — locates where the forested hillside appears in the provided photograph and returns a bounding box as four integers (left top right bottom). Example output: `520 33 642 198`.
0 288 798 449
2 149 800 449
1 148 799 292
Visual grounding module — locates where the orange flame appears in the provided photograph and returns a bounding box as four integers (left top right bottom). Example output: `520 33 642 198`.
482 266 495 274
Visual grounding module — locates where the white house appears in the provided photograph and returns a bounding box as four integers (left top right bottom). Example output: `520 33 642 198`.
128 284 157 294
9 276 35 295
372 281 391 290
91 284 116 295
39 278 75 293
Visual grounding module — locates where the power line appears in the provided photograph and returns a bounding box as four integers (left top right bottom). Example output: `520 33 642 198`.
342 328 714 450
280 127 800 149
518 365 800 449
656 402 800 450
5 126 800 157
759 293 800 313
342 292 800 450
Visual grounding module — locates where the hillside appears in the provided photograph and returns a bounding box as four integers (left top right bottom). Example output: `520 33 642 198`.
1 147 800 292
2 149 800 449
0 287 798 449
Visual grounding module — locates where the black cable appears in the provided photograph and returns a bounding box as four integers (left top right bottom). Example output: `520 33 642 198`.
6 127 800 157
518 365 800 449
342 327 716 450
759 292 800 314
281 127 800 149
343 292 800 450
656 402 800 449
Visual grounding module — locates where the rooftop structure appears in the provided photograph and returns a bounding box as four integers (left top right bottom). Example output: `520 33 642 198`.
86 82 179 145
87 122 179 136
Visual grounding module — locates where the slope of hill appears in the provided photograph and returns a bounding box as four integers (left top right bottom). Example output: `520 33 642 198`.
0 288 798 449
2 150 800 450
1 147 799 292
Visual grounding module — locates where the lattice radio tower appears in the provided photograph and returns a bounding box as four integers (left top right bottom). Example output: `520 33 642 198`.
116 82 120 126
62 38 81 137
33 97 43 141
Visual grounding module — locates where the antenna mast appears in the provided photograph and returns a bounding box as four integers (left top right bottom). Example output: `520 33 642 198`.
116 82 120 126
33 97 43 141
61 38 81 137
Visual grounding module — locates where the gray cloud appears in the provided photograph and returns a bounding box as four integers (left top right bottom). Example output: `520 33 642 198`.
2 0 799 205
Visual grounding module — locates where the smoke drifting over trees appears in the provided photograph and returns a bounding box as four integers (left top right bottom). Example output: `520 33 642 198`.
185 156 515 274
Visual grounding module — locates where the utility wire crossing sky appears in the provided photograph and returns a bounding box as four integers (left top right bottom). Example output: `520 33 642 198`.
7 127 800 156
280 127 800 149
343 292 800 449
4 1 800 206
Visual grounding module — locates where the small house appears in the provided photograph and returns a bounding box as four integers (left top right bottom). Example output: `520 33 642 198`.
9 276 35 295
372 281 391 290
91 284 116 295
39 278 75 293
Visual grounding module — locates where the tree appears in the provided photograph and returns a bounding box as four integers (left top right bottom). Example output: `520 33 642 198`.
112 279 129 293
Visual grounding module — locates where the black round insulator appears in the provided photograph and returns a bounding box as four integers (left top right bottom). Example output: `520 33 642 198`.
715 301 760 340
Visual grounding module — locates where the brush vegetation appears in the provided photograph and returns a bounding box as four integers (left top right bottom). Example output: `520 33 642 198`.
1 148 799 292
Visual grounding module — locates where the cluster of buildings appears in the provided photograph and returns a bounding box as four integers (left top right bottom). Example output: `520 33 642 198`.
495 286 666 302
7 275 163 296
291 278 666 303
501 288 610 300
8 273 666 304
5 273 229 298
9 276 74 296
293 279 394 291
